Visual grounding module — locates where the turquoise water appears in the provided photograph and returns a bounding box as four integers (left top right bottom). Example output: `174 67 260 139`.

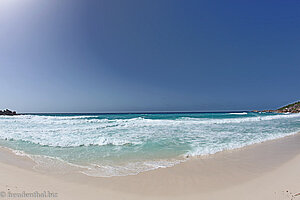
0 112 299 176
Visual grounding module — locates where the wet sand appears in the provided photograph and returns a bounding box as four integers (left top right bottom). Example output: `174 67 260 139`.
0 133 300 200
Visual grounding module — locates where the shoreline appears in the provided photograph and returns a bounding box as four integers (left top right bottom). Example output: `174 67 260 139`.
1 112 299 178
0 132 300 199
0 129 299 178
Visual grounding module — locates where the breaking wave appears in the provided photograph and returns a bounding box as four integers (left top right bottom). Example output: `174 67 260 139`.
0 112 299 176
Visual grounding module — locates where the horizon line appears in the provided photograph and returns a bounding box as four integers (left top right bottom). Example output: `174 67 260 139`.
19 110 252 115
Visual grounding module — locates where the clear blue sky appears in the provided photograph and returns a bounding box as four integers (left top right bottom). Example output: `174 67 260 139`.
0 0 299 112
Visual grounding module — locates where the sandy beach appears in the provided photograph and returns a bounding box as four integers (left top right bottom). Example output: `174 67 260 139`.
0 133 299 200
1 0 299 199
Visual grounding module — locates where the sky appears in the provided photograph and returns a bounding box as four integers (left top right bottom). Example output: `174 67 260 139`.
0 0 299 112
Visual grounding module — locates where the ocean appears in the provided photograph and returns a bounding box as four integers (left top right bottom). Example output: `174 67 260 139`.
0 112 299 177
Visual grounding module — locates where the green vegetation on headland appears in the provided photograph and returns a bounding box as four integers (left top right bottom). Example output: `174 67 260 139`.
253 101 300 113
0 109 18 116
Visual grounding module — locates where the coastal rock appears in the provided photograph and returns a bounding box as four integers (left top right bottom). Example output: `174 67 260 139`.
275 101 300 113
0 109 18 116
254 101 300 114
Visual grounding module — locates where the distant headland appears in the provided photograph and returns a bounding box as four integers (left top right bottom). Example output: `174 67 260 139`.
0 109 18 116
253 101 300 113
1 101 299 115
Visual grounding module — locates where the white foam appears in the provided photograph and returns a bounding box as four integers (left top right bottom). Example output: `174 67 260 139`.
81 159 183 177
7 147 183 177
229 112 248 115
186 130 300 157
0 113 299 177
0 113 299 147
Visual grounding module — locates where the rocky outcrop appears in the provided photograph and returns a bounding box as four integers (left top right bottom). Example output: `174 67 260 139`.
253 101 300 113
0 109 18 116
276 101 300 113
